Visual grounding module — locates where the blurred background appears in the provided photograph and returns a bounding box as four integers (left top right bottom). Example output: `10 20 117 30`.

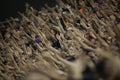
0 0 56 21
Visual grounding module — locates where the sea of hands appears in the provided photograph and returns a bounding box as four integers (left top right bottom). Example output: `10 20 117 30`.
0 0 120 80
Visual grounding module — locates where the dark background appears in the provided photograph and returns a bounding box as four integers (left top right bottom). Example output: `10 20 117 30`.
0 0 56 21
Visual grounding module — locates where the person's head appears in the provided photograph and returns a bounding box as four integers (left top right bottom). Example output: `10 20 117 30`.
25 72 50 80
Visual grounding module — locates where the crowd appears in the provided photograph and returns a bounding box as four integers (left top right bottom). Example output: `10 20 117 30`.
0 0 120 80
